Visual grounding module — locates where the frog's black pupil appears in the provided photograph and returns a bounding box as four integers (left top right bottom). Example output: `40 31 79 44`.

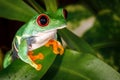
40 16 47 25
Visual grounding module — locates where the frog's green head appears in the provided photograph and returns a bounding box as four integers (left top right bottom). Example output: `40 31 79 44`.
28 8 67 33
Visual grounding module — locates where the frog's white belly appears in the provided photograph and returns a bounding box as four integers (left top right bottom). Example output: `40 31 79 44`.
29 30 57 51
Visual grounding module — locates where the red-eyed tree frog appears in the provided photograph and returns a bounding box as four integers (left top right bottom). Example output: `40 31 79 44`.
3 9 67 70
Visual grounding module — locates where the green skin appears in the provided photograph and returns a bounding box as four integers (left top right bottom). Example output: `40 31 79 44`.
3 9 66 69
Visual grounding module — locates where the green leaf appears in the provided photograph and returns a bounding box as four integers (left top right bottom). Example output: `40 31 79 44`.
0 46 56 80
42 49 120 80
65 4 93 29
82 8 120 71
82 0 120 16
26 0 45 13
0 0 38 22
44 0 57 12
58 28 95 54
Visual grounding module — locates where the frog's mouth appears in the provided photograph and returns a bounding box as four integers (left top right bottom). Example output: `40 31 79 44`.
43 25 66 33
56 25 66 29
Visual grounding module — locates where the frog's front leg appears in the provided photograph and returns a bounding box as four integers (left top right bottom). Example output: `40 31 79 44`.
45 39 64 55
18 39 42 70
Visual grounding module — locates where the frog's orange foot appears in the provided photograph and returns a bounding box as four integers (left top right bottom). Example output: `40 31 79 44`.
28 51 44 61
45 40 64 55
28 51 44 70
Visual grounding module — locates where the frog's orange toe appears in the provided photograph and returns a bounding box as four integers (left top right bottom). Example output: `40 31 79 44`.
28 51 44 71
28 51 44 61
30 63 42 71
45 39 64 55
37 53 44 60
58 44 64 55
36 64 42 71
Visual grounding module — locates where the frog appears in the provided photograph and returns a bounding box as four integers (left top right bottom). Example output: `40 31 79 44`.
3 9 67 70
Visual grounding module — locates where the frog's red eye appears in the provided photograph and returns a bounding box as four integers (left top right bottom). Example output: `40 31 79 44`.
63 9 68 19
37 14 49 27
